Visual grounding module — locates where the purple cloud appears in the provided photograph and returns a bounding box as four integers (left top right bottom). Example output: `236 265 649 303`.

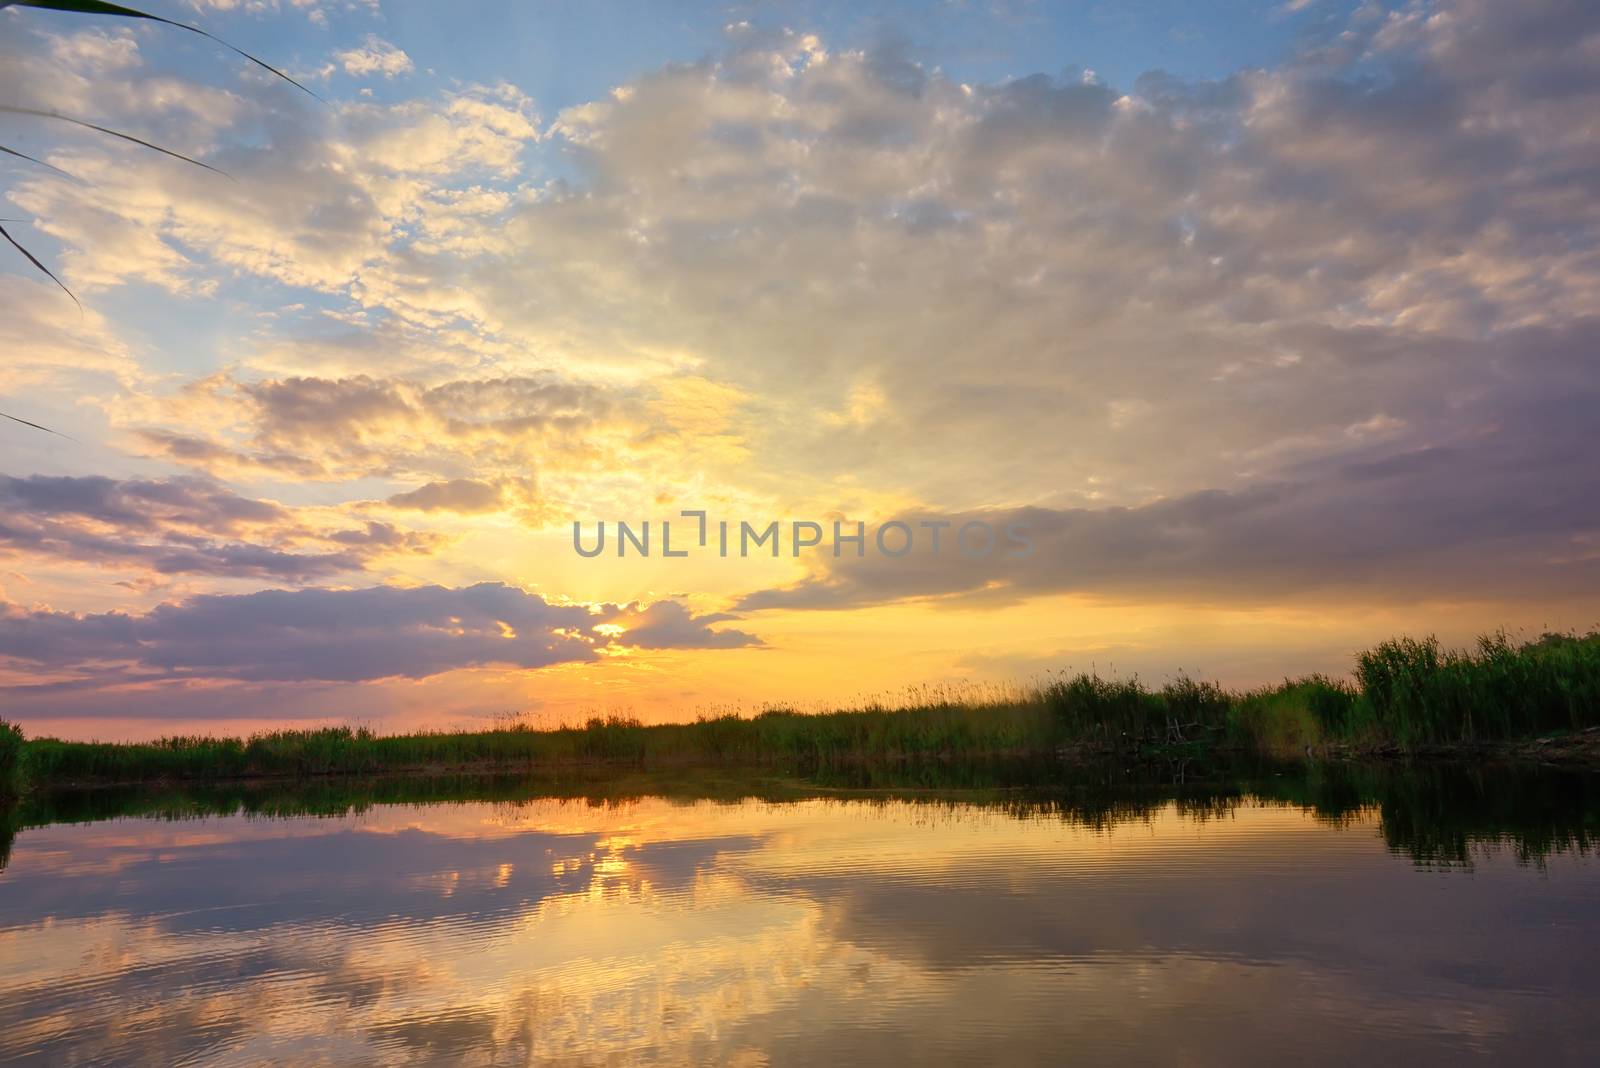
0 583 760 690
0 474 435 581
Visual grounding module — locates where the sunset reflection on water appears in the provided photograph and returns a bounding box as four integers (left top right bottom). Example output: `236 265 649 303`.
2 793 1598 1065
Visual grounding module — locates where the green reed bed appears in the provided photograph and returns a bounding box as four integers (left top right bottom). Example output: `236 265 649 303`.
14 700 1064 786
4 629 1599 792
1354 632 1600 745
0 719 23 795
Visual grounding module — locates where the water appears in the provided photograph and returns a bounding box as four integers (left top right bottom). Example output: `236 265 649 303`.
1 763 1598 1065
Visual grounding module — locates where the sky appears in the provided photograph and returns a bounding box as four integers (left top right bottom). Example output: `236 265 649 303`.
1 0 1598 739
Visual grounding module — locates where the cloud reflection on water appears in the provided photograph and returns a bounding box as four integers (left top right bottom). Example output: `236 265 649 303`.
1 797 1597 1064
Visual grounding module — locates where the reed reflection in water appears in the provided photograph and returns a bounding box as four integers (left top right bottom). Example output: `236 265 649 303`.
1 765 1597 1065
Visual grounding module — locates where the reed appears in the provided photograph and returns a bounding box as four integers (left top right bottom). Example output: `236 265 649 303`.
5 629 1598 790
0 719 23 796
1355 631 1600 745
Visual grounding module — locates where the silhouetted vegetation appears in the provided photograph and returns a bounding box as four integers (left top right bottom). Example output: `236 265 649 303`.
4 756 1595 874
6 630 1600 793
0 718 23 797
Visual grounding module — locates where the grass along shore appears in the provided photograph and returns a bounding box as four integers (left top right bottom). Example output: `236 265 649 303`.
4 630 1600 793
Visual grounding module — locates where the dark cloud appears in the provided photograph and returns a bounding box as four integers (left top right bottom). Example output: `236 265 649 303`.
0 582 760 689
0 474 432 581
1 473 284 531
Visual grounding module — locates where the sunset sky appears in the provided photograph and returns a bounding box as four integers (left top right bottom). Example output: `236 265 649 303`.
2 0 1597 739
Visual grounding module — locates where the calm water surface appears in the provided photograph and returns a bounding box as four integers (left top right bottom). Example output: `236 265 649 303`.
1 766 1598 1065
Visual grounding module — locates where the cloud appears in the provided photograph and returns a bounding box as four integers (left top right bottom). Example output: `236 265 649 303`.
6 0 1600 729
116 369 752 523
386 478 510 513
0 474 437 581
604 600 765 651
244 374 604 452
1 18 539 301
332 35 413 79
0 276 141 392
1 472 285 529
29 1 1600 526
739 314 1600 609
118 370 616 484
0 582 760 689
440 5 1600 524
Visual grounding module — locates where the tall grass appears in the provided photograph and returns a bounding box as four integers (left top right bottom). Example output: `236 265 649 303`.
16 703 1061 786
1356 632 1600 745
1229 675 1361 754
0 718 23 797
10 630 1600 788
1042 671 1233 745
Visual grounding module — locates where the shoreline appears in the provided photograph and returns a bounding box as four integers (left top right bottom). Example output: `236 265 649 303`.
17 727 1600 794
1308 727 1600 767
7 629 1599 797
